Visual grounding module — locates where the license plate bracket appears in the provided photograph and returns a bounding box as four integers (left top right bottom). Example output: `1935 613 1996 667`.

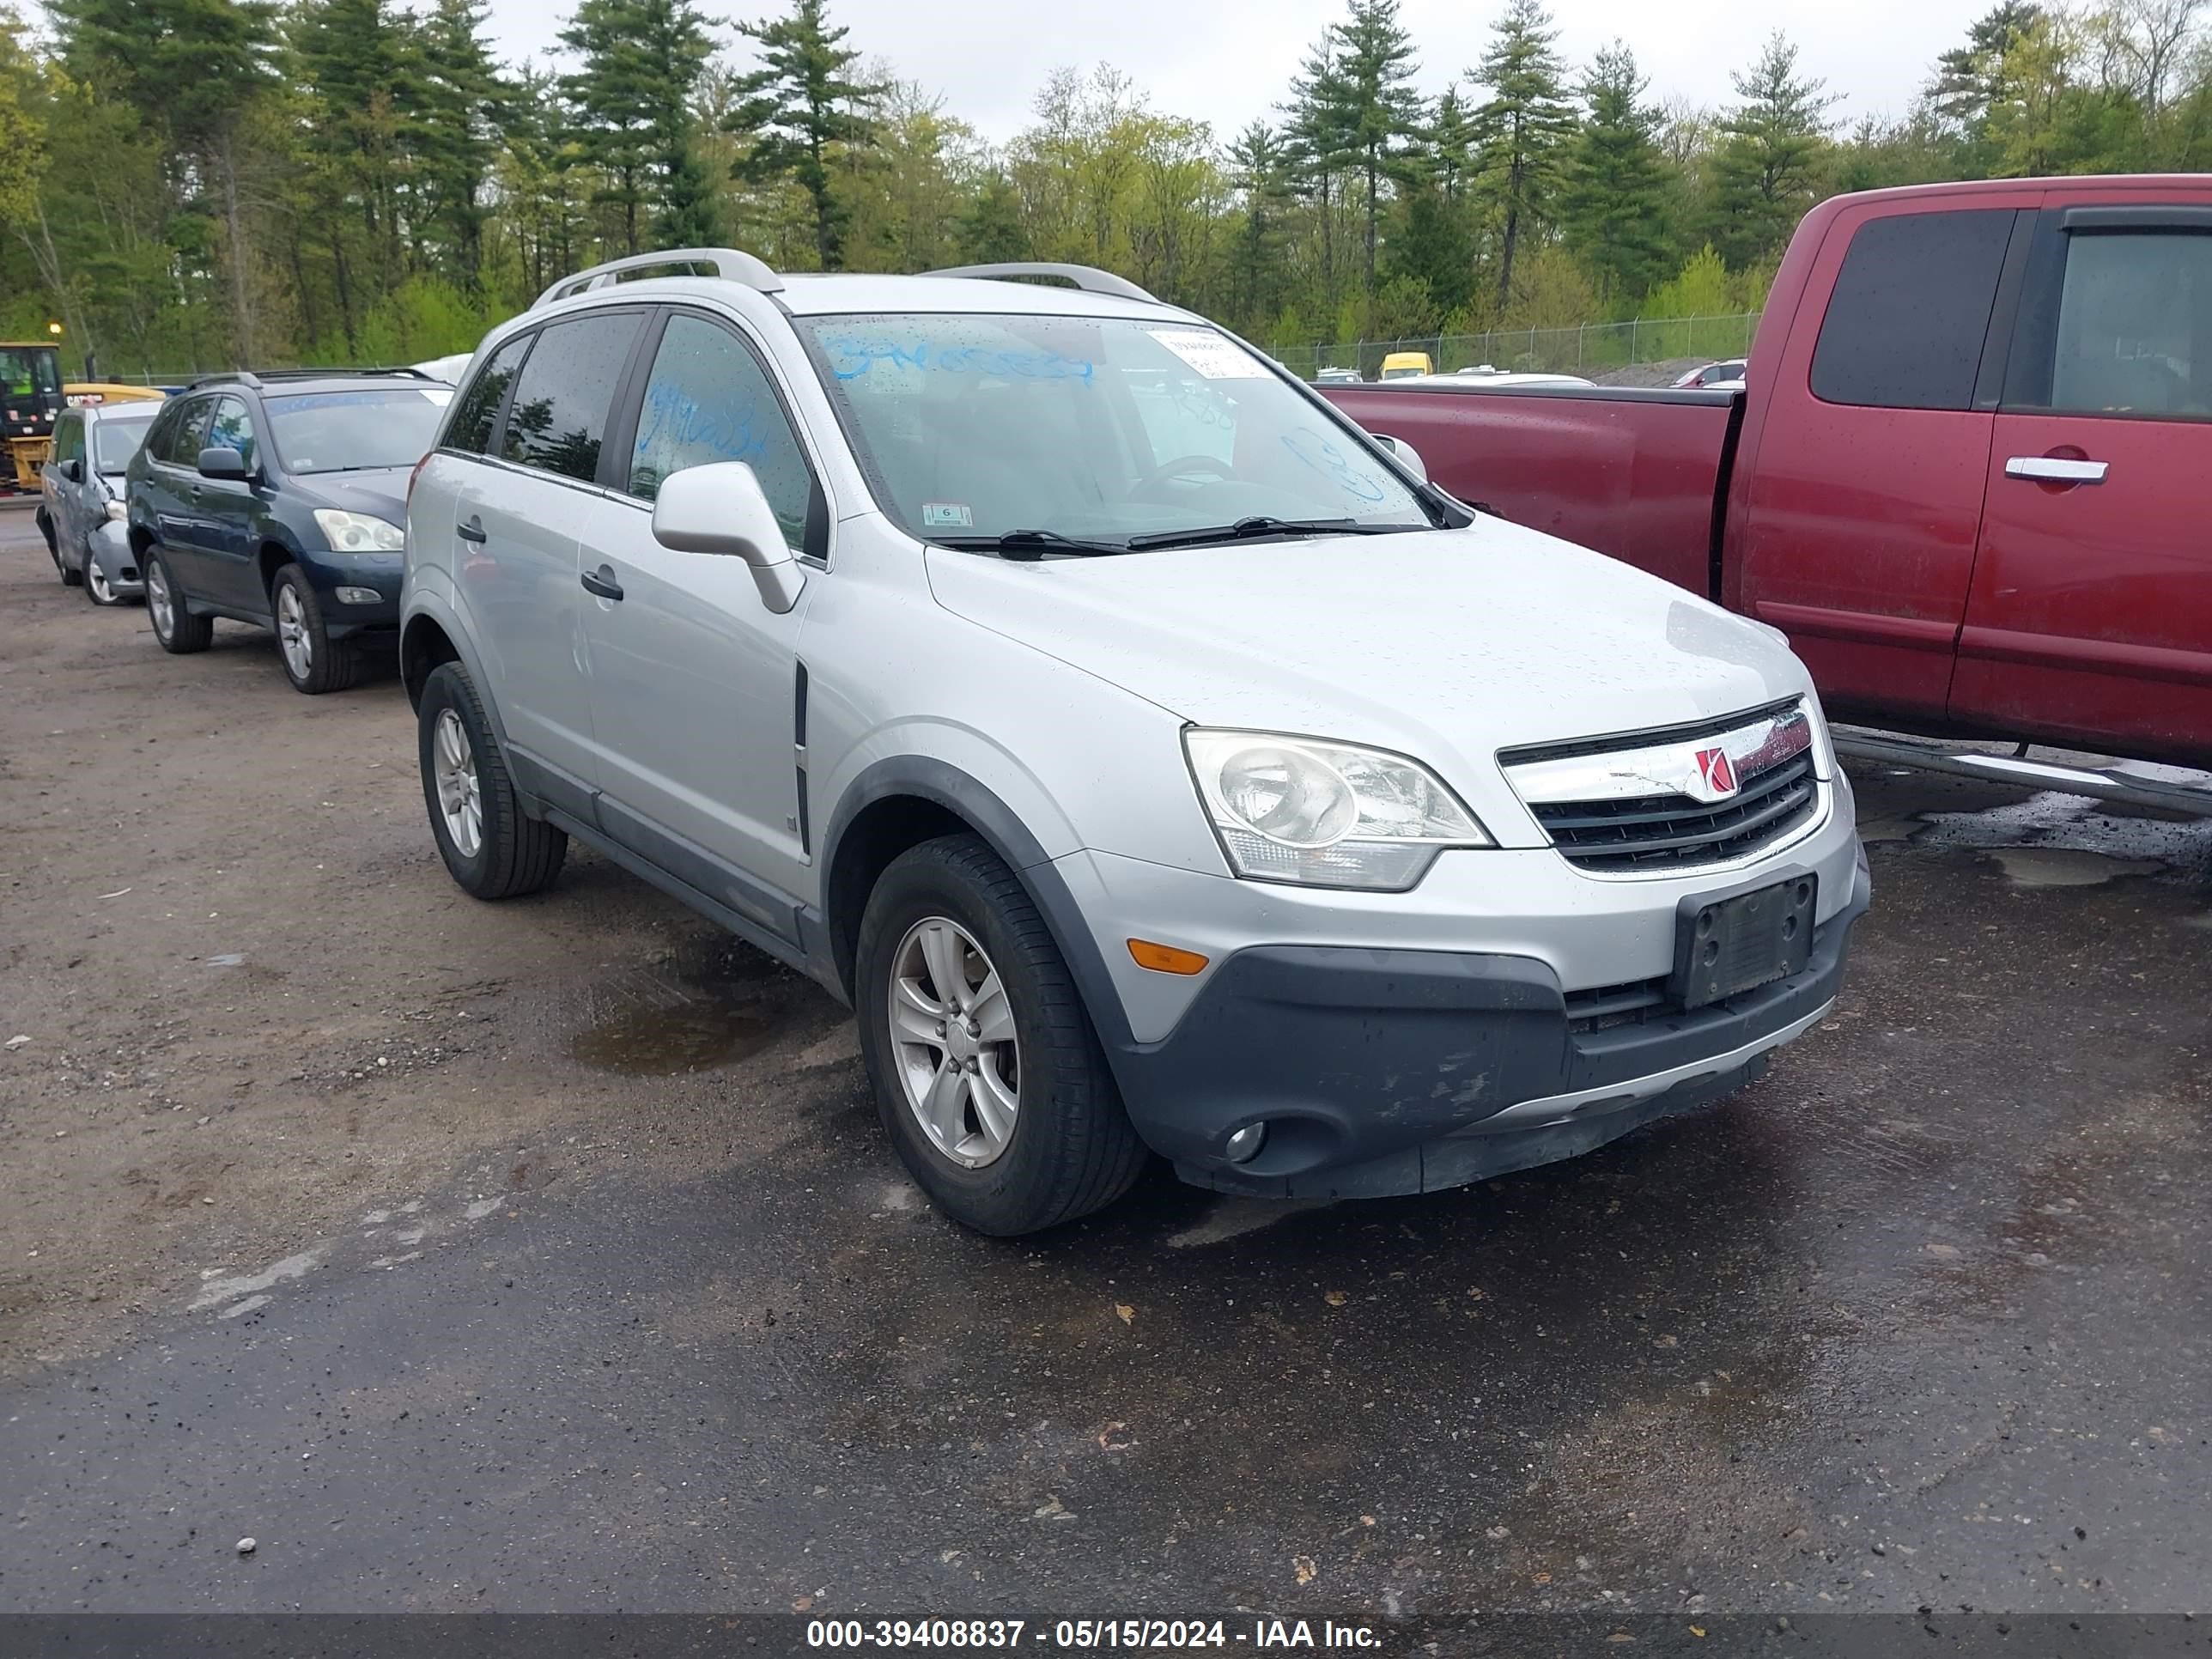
1671 872 1818 1011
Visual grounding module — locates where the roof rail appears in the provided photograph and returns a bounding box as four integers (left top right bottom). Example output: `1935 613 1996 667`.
921 263 1158 303
534 247 784 309
186 367 439 390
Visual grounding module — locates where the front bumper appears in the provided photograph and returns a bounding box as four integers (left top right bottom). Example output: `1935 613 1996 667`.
1103 848 1871 1200
87 521 145 595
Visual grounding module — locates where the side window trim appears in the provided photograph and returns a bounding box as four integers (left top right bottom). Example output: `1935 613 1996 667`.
2003 204 2212 419
485 328 538 461
594 304 667 495
617 302 832 564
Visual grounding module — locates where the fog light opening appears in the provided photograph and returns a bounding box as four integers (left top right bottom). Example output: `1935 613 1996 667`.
1224 1121 1268 1164
333 586 383 606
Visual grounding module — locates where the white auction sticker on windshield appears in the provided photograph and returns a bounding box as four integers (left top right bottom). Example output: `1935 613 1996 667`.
1147 327 1269 380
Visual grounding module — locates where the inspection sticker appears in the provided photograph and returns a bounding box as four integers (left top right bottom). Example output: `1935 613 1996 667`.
921 502 974 528
1146 326 1269 380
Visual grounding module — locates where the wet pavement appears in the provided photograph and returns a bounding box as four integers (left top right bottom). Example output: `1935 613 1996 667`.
3 766 2208 1617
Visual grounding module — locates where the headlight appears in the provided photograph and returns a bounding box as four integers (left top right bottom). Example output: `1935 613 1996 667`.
1183 729 1491 890
313 509 404 552
104 500 127 522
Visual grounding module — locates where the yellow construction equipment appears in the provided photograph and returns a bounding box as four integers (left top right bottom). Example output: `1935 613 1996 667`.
3 341 65 491
64 381 166 408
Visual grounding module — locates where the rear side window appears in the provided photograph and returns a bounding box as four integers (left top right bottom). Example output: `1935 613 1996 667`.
1811 210 2014 410
628 313 812 548
501 312 642 482
162 398 215 465
2047 231 2212 418
447 333 532 455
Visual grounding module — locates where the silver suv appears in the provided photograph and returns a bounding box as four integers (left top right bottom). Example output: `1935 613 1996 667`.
401 249 1870 1236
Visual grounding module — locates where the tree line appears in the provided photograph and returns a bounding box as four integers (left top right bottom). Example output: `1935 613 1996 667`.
1 0 2209 378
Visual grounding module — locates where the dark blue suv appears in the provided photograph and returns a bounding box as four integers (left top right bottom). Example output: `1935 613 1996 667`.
126 370 453 693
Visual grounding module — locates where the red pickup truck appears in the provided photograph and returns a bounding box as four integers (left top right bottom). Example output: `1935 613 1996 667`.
1322 175 2212 802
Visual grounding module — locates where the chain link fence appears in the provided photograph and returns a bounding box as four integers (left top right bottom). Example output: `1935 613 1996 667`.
1272 313 1761 381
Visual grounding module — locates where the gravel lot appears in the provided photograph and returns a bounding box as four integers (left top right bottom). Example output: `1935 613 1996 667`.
2 501 2207 1618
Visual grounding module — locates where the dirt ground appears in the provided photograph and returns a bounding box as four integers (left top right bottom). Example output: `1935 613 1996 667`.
0 502 860 1376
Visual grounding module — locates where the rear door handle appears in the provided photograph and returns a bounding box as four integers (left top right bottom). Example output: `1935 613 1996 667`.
457 516 488 544
580 564 623 602
2005 456 2108 484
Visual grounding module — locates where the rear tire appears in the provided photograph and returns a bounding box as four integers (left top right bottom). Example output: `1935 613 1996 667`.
271 564 361 694
417 660 567 900
854 833 1147 1236
41 514 80 586
145 549 212 653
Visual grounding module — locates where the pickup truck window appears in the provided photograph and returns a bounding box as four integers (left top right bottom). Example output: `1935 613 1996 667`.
2048 232 2212 418
1811 210 2013 411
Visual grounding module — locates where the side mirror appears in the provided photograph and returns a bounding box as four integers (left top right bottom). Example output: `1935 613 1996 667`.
62 459 83 484
1369 433 1428 486
197 446 252 482
650 461 805 614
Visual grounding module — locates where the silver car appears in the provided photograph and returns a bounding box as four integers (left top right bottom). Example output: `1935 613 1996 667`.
39 400 161 605
402 250 1870 1236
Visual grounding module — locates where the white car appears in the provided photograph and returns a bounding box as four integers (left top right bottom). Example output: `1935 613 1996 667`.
400 249 1869 1235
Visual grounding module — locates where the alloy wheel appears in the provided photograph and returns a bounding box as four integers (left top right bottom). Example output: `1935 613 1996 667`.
276 583 313 679
432 708 483 858
147 562 173 641
887 916 1021 1169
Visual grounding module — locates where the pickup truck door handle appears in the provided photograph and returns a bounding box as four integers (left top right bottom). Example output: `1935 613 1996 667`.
457 516 488 543
2006 455 2108 485
580 564 624 602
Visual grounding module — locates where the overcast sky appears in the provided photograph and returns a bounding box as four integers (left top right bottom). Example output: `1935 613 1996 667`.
477 0 1986 143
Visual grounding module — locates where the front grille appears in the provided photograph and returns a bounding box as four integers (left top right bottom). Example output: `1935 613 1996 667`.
1531 749 1819 872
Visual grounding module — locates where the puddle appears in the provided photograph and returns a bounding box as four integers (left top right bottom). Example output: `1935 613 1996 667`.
564 936 791 1076
1916 787 2212 884
1986 848 2162 890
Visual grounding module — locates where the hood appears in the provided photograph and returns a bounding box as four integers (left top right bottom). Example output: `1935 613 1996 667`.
295 467 409 528
926 517 1815 841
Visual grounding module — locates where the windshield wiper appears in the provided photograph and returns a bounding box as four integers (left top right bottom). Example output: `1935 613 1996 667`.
930 528 1131 562
1123 516 1419 551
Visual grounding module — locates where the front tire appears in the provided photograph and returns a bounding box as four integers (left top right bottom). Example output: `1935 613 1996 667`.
145 549 212 653
83 542 125 607
417 660 567 899
854 834 1146 1236
271 565 361 694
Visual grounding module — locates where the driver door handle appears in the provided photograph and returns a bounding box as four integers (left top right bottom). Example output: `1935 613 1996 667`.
457 516 488 543
2006 455 2108 484
580 563 623 602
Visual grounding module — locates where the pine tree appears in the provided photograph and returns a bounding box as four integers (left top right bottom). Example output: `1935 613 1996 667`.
1470 0 1575 311
1709 32 1837 267
416 0 507 284
561 0 718 258
1428 82 1477 203
1560 41 1669 307
1331 0 1426 314
957 169 1027 264
727 0 884 270
1283 30 1355 314
1225 120 1294 332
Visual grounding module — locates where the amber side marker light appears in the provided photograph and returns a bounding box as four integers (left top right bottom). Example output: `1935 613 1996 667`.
1127 939 1209 975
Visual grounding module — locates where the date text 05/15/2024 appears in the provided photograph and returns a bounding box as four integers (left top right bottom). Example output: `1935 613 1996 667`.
805 1620 1383 1650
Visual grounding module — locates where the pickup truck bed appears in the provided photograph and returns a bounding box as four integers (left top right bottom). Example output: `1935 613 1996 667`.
1324 382 1740 602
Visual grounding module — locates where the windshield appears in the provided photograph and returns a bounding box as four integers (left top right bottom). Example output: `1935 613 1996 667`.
264 386 450 474
94 411 155 474
802 313 1428 548
1 346 61 406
